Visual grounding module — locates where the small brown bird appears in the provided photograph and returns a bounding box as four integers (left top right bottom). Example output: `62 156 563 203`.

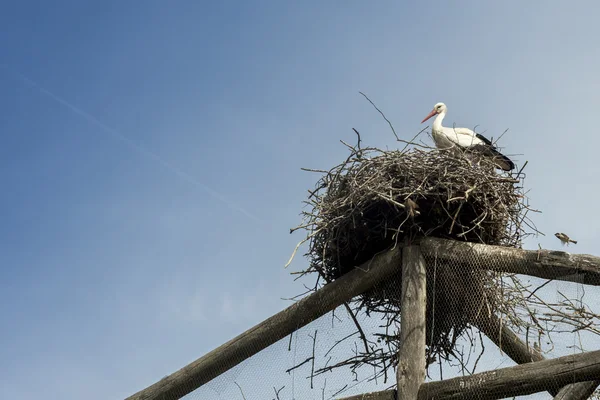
555 232 577 245
404 198 420 218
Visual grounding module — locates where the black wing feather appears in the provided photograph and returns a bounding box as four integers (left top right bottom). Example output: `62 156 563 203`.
470 142 515 171
475 133 493 146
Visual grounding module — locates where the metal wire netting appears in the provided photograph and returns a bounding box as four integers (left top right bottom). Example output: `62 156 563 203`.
419 247 600 399
185 304 395 400
151 119 600 399
181 245 600 400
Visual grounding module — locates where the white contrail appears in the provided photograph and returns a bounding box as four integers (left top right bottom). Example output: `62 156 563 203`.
8 68 264 223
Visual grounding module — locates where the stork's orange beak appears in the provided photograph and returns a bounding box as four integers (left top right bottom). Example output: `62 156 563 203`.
421 109 437 124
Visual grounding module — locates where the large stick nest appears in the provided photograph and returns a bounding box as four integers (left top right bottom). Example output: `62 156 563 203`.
308 147 527 281
289 136 539 372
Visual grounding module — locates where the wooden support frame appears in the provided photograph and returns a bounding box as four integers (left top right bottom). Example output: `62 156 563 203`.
126 238 600 400
420 238 600 286
338 311 600 400
340 348 600 400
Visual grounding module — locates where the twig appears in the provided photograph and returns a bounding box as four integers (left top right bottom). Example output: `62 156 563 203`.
330 384 349 399
494 128 510 145
352 128 362 151
310 330 318 389
358 91 399 141
400 127 429 153
343 303 371 354
301 167 329 174
273 386 284 400
285 229 321 268
234 382 247 400
324 331 359 357
285 357 313 374
516 160 529 178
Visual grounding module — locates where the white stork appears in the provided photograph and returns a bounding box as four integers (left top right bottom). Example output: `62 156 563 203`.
421 102 515 171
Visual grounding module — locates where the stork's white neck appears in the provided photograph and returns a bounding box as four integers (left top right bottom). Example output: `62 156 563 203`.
432 111 446 132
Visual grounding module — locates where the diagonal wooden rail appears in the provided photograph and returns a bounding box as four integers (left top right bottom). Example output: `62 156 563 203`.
423 238 600 399
418 348 600 400
125 247 404 400
339 348 600 400
475 313 600 399
126 239 600 400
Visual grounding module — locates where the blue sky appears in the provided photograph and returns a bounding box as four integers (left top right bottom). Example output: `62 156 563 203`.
1 1 600 399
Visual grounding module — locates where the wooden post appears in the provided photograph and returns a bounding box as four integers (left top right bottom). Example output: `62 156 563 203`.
397 245 427 399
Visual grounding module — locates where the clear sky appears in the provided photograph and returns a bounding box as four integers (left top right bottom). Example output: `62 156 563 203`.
1 1 600 399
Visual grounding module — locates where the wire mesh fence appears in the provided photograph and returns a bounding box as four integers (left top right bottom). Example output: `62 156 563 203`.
419 243 600 399
186 305 394 400
121 95 600 400
164 241 600 400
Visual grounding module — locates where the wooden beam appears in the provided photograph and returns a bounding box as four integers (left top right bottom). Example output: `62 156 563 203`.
337 390 396 400
340 315 599 400
127 238 600 400
417 348 600 400
475 313 600 399
125 247 404 400
420 237 600 286
436 238 600 399
397 245 427 399
475 313 544 365
553 382 600 400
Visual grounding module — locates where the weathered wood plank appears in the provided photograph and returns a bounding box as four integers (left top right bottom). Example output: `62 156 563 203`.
553 381 600 400
340 347 600 400
420 237 600 286
338 316 599 400
337 390 396 400
417 348 600 400
125 247 404 400
475 313 544 365
397 245 427 399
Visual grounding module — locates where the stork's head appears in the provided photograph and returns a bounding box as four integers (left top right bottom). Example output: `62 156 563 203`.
421 102 447 123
